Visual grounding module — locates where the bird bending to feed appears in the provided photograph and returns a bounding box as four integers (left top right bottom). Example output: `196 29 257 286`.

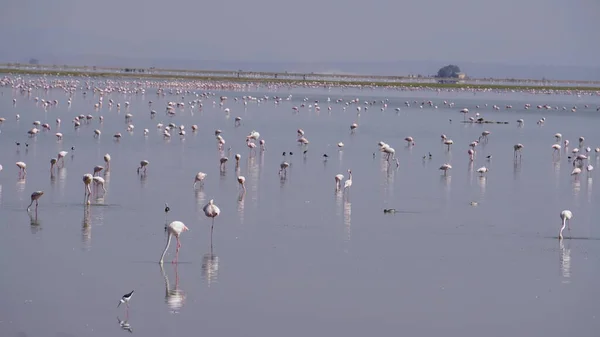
194 172 207 188
334 174 344 191
383 208 397 214
237 176 246 192
439 163 452 175
117 290 134 308
137 160 149 174
203 199 221 235
559 210 573 240
27 191 44 212
160 221 189 264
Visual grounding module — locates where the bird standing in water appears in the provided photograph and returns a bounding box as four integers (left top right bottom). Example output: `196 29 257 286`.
559 210 573 240
27 191 44 212
203 199 221 238
117 290 134 308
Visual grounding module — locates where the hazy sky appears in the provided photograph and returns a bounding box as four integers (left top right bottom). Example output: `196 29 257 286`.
1 0 599 67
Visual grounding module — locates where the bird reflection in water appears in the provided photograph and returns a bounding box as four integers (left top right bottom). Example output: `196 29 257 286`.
160 263 186 314
478 176 486 199
237 192 245 224
29 209 41 234
117 316 133 333
202 241 219 287
82 205 92 251
440 174 451 194
513 161 521 180
572 180 581 198
195 188 206 216
559 239 571 284
139 172 148 188
16 178 26 200
343 199 352 243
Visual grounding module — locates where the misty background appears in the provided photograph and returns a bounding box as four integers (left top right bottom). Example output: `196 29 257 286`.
1 0 599 80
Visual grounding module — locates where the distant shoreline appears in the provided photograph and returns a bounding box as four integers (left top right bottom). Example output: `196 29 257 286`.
1 65 600 92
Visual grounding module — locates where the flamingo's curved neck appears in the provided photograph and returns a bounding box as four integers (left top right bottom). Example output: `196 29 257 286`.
160 233 173 263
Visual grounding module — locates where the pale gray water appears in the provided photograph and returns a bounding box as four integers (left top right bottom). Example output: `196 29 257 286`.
1 80 600 337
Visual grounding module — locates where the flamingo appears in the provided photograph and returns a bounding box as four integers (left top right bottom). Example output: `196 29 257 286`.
93 176 107 194
194 172 207 188
335 174 344 191
235 154 241 168
160 221 190 264
439 163 452 175
27 191 44 212
513 144 524 160
219 157 228 171
559 210 573 240
405 136 415 146
552 144 561 158
443 139 453 150
16 161 26 176
477 166 489 176
259 139 266 151
343 169 352 193
83 173 93 201
203 199 221 236
279 161 290 177
104 154 111 170
237 176 246 193
57 151 68 165
93 165 104 176
350 123 358 133
137 160 149 174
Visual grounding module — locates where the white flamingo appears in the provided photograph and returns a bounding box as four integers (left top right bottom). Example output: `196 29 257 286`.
160 221 190 264
559 210 573 240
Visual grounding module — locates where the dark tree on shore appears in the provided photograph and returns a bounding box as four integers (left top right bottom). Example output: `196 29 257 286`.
437 65 461 78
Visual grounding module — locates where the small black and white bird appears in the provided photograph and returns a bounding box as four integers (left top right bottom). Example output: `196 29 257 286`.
164 203 170 230
117 290 134 308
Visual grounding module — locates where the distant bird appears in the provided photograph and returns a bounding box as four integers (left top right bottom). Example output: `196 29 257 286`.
164 203 170 224
93 165 104 176
203 199 221 235
93 176 106 194
83 173 94 200
334 174 344 191
27 191 44 212
104 154 111 170
194 172 207 188
477 166 489 176
137 160 149 174
117 291 134 308
513 144 524 160
343 169 353 192
486 155 492 161
160 221 189 264
16 161 27 176
350 123 358 133
383 208 397 214
57 151 68 165
439 163 452 175
50 158 57 172
559 210 573 240
219 157 228 170
279 162 289 177
237 176 246 192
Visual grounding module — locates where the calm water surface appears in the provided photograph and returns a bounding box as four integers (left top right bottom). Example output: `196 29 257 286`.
1 81 600 337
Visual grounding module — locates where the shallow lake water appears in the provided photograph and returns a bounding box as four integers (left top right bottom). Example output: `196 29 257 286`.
1 79 600 337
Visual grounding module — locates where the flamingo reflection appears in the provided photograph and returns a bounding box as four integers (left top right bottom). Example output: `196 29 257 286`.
202 241 219 287
559 240 571 283
82 205 91 250
160 263 186 313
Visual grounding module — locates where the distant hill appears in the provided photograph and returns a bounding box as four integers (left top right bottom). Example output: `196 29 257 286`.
2 53 599 81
